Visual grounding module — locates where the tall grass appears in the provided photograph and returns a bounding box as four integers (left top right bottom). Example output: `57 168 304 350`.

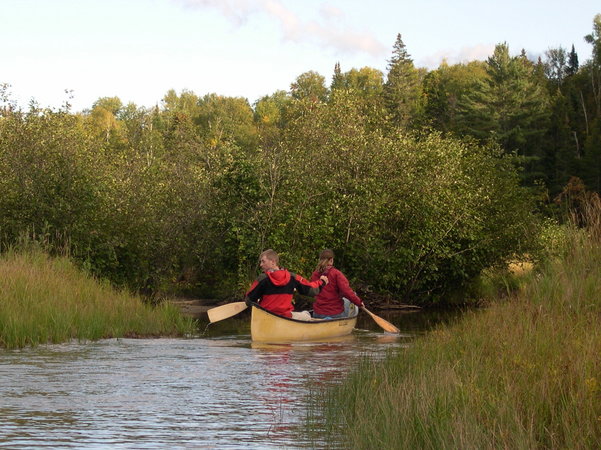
0 249 196 349
308 197 601 448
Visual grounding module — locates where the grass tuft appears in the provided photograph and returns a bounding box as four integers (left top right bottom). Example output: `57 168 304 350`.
0 248 196 349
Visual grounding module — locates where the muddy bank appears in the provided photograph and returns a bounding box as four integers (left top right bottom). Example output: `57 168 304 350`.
168 298 219 318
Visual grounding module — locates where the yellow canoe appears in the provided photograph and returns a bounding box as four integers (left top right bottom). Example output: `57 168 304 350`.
250 304 358 343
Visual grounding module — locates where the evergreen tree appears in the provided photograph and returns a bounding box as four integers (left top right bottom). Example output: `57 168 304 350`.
456 43 551 184
383 33 422 129
457 44 550 152
331 62 344 90
566 44 579 76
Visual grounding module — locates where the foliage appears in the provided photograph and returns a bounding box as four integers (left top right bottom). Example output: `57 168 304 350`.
290 71 329 102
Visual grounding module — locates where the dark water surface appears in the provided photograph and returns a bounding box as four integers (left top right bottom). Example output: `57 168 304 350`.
0 309 459 449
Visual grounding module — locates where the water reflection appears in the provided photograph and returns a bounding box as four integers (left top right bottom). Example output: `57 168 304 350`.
0 309 454 449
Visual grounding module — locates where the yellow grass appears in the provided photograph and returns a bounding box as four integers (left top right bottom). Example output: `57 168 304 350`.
0 249 196 349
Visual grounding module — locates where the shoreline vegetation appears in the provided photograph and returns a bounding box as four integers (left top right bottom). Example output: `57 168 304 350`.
307 204 601 448
0 248 197 350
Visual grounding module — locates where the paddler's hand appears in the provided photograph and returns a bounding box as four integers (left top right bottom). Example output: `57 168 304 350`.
320 275 329 285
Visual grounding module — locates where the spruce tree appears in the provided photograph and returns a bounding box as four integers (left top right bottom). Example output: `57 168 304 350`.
566 44 579 76
383 33 422 129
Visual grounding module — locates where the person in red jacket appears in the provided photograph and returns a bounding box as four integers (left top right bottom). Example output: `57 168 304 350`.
310 249 364 319
245 249 328 320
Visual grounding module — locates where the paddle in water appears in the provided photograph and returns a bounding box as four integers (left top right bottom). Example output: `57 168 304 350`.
361 306 400 333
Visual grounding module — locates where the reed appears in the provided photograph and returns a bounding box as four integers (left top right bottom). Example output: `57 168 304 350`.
308 200 601 448
0 249 196 349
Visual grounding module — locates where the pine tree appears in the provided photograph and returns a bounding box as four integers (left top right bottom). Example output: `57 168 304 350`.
456 43 551 183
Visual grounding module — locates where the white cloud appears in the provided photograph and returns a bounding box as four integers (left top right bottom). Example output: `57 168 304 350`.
173 0 259 25
171 0 386 57
418 44 496 69
319 3 344 21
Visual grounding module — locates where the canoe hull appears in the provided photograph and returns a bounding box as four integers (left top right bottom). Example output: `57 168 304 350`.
250 304 357 343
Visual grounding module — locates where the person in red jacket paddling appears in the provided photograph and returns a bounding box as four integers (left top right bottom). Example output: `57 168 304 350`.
245 249 328 320
310 249 364 319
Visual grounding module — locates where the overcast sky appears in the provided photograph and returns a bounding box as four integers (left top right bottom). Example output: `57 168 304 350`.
2 0 599 111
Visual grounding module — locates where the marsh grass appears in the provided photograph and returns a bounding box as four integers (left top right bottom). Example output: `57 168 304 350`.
0 249 196 349
308 199 601 448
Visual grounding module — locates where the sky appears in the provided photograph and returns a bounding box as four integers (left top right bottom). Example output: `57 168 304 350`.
1 0 599 112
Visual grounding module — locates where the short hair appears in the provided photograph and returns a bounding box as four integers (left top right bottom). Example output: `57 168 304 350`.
260 249 279 265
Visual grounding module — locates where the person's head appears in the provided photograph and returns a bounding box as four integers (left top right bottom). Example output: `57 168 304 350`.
316 249 334 273
259 249 279 272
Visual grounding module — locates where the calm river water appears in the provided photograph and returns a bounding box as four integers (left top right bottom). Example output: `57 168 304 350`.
0 310 458 449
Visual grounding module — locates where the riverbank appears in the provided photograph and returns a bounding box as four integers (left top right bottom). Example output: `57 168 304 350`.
308 224 601 448
0 249 197 350
168 298 216 318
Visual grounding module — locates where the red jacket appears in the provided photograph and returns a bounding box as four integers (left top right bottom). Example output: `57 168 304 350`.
310 267 362 316
246 269 324 318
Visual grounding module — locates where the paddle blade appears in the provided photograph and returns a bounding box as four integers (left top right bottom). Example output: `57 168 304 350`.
207 302 248 323
362 307 400 334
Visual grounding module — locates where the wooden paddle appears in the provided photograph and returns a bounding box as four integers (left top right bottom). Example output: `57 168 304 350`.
207 302 248 323
361 306 400 334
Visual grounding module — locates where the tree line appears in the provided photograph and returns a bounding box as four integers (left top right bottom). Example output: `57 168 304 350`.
0 14 599 304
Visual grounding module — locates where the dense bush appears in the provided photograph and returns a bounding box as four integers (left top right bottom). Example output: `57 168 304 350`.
0 92 538 304
3 15 601 301
0 93 537 303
